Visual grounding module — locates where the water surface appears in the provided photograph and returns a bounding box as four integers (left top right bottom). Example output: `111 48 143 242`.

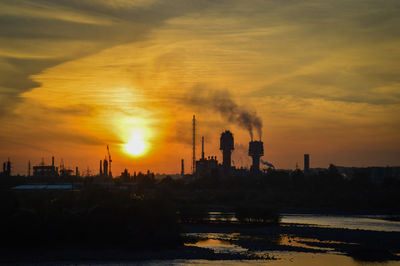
281 214 400 232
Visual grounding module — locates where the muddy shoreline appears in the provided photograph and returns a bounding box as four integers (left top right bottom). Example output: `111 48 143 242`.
1 222 399 264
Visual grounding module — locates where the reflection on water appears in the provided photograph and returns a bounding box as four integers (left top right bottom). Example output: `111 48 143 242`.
71 253 400 265
281 214 400 232
279 235 339 251
185 233 247 254
267 252 400 266
206 211 400 232
207 212 238 223
182 230 399 266
185 238 247 254
39 213 400 265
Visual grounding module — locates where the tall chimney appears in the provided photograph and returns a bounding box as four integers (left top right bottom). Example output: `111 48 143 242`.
192 115 196 175
181 159 184 176
304 154 310 173
201 136 205 160
52 156 55 167
103 158 108 177
6 158 11 176
99 160 103 175
28 161 31 177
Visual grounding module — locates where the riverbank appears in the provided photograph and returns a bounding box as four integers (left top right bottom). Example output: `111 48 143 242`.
281 207 400 216
183 222 400 262
1 221 399 264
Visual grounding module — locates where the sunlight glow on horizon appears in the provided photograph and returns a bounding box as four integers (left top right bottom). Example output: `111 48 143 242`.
1 1 399 175
124 129 148 157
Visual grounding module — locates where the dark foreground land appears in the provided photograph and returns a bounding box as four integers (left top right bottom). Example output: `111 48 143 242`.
1 168 400 264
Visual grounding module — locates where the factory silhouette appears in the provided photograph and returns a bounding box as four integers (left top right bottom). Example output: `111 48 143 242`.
1 114 277 181
1 114 400 263
1 114 398 186
191 114 266 178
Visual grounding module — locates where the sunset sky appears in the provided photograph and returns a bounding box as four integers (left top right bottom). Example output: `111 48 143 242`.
1 0 399 175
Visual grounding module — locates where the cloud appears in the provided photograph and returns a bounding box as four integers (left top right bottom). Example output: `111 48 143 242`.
1 0 400 173
0 0 213 117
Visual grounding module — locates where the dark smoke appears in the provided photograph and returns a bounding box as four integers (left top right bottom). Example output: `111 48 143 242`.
187 88 263 140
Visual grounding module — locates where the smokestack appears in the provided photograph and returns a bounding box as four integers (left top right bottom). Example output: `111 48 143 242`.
181 159 184 176
201 136 205 160
304 154 310 173
192 115 196 175
100 160 103 175
249 141 264 174
103 158 108 177
28 160 31 177
220 131 234 171
6 158 11 176
52 156 54 167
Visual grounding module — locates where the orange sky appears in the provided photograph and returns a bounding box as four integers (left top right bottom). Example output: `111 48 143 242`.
0 0 399 175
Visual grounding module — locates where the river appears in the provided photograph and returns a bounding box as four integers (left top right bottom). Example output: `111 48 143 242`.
50 213 400 265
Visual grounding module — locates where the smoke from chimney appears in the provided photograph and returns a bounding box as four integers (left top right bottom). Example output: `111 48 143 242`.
261 159 275 168
187 88 263 140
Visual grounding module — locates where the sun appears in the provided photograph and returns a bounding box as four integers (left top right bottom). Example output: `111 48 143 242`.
125 132 147 156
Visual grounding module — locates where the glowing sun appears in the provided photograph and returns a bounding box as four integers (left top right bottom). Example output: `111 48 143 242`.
125 132 147 156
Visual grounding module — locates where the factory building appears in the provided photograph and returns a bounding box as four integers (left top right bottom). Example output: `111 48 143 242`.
196 136 219 177
33 157 59 177
194 130 266 177
196 156 219 177
335 165 398 183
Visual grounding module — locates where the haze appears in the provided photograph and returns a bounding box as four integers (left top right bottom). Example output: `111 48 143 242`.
0 0 399 175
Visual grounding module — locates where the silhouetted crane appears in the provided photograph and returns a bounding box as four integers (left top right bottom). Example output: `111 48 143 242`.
107 145 112 177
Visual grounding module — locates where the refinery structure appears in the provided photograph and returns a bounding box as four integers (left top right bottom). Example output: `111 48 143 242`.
1 114 271 181
1 114 400 184
191 114 266 178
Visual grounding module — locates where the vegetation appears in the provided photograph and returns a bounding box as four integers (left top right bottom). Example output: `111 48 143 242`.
0 188 181 248
1 164 399 250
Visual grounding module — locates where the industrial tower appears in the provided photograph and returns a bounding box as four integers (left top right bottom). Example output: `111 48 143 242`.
107 145 112 177
249 140 264 173
192 115 196 175
220 131 234 171
304 154 310 174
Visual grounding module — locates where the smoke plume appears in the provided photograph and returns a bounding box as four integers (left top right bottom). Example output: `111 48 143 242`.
187 88 263 140
261 159 275 168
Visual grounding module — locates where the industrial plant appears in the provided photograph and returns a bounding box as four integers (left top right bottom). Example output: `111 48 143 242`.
1 114 399 185
190 114 267 178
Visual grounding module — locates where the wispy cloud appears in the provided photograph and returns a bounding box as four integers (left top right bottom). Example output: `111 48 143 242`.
1 0 400 173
